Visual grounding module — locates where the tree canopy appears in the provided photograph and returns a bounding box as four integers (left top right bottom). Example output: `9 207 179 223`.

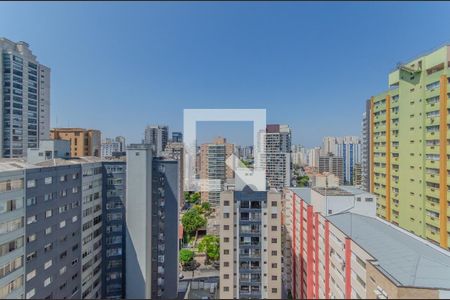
179 249 195 265
198 235 220 261
181 207 206 236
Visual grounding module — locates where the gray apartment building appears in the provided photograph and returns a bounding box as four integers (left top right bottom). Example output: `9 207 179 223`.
24 162 82 299
102 160 126 299
126 144 179 299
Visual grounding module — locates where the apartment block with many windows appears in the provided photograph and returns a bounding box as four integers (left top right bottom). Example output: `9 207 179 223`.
102 160 126 299
0 38 50 158
219 187 282 299
369 45 450 249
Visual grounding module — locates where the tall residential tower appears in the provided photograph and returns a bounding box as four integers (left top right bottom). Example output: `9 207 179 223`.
0 38 50 158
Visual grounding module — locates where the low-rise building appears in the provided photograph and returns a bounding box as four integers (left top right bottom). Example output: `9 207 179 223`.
283 187 450 299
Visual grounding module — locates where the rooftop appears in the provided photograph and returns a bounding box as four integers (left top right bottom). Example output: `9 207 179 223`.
290 187 311 204
312 187 353 196
327 213 450 290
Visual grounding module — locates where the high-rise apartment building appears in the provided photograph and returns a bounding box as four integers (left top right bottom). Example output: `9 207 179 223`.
283 187 450 299
0 152 129 300
171 132 182 143
102 160 126 299
0 38 51 158
291 145 307 167
368 45 450 250
258 124 291 191
321 136 361 184
361 102 371 192
101 136 126 159
199 137 234 206
125 144 179 299
352 162 362 187
50 128 101 158
219 187 282 299
319 153 344 185
307 147 321 168
144 125 168 157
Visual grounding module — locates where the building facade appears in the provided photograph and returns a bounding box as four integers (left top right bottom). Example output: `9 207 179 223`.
50 128 101 158
258 124 292 191
144 125 168 157
0 38 51 158
283 187 450 299
361 100 371 192
219 187 282 299
125 144 179 299
369 45 450 250
102 160 126 299
199 137 234 206
171 132 182 143
319 154 344 185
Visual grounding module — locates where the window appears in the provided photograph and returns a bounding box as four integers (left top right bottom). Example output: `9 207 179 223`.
27 234 36 243
271 213 277 219
224 262 229 267
60 220 66 228
223 213 230 219
72 215 78 223
26 288 35 299
272 201 277 207
44 177 52 184
44 260 52 270
45 209 52 218
60 175 67 182
27 215 37 224
26 197 37 206
44 276 52 287
224 201 230 206
45 226 52 235
224 237 229 243
224 225 230 230
271 226 277 231
26 251 37 262
271 263 277 268
272 288 278 293
224 249 230 255
44 243 53 252
26 269 36 281
224 274 229 279
60 266 67 275
27 179 36 188
272 275 277 280
72 187 78 194
44 193 53 201
271 250 277 255
224 287 229 292
271 238 277 243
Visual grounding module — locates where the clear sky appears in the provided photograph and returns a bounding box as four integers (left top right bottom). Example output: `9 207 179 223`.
2 2 450 147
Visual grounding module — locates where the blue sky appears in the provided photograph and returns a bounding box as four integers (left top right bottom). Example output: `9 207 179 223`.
1 2 450 147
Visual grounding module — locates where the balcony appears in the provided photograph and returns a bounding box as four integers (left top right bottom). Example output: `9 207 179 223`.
425 159 439 169
425 173 439 184
425 228 440 243
426 187 440 199
425 117 440 127
426 131 439 140
425 215 440 228
425 200 440 213
425 102 439 113
425 145 440 155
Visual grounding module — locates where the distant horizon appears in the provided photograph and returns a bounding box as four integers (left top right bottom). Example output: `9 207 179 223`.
2 2 450 147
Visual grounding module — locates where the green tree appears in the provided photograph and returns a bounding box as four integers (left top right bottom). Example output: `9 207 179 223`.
179 249 195 265
186 192 201 204
198 235 220 262
181 207 206 238
297 175 309 187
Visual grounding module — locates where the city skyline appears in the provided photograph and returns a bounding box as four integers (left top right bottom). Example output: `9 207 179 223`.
3 3 450 147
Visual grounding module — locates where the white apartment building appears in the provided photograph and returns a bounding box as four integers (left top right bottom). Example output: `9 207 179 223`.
0 38 50 158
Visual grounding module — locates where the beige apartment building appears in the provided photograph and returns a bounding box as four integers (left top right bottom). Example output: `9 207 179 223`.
199 137 234 206
219 187 282 299
50 128 101 157
283 187 450 299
